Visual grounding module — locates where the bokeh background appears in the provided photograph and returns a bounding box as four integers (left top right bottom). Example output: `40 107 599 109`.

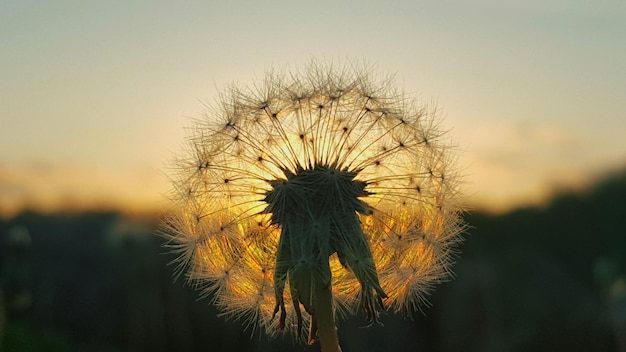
1 1 625 351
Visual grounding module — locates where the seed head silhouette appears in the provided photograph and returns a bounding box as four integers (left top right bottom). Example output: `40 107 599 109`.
161 61 464 350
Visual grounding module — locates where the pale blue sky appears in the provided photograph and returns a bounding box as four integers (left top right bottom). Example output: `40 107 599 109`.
1 0 625 214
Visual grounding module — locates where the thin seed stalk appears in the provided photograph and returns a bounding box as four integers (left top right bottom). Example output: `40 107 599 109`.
313 276 342 352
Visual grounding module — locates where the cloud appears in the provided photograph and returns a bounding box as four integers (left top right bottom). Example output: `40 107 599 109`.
460 120 607 212
0 161 167 217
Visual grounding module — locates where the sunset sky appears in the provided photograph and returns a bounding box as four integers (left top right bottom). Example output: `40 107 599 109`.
1 1 625 216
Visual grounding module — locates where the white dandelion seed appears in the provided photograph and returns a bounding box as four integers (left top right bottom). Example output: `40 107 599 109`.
161 61 465 351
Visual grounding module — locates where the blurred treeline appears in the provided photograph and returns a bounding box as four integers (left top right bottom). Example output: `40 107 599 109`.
1 171 625 352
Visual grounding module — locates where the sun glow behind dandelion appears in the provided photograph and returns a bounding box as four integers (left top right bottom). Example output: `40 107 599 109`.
161 62 465 342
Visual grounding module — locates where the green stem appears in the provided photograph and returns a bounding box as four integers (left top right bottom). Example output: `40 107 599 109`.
313 277 342 352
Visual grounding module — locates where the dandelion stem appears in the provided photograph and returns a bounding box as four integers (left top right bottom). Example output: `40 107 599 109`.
312 276 342 352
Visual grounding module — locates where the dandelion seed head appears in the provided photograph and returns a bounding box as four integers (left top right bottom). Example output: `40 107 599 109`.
161 61 465 338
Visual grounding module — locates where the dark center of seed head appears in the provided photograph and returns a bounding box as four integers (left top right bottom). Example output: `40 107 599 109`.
263 165 369 223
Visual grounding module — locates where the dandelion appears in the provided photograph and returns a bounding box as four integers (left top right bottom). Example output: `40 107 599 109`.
161 61 465 352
